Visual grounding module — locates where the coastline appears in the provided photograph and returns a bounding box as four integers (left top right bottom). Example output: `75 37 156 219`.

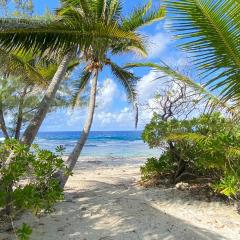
2 156 240 240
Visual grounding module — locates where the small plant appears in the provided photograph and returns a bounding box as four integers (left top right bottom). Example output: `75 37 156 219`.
141 154 173 180
0 139 69 238
16 223 33 240
212 175 240 199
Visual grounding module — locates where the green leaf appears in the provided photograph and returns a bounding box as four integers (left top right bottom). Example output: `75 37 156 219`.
164 0 240 105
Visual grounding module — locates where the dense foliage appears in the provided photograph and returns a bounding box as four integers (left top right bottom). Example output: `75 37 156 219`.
0 140 69 239
164 0 240 108
142 113 240 199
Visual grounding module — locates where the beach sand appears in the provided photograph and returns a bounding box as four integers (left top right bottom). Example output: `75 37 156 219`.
1 156 240 240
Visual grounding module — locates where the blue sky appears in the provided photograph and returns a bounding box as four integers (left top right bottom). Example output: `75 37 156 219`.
31 0 185 131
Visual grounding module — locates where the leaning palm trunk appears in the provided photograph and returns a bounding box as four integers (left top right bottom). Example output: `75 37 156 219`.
21 51 73 146
61 70 98 187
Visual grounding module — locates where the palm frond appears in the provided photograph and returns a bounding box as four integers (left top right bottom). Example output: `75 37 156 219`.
106 0 122 24
94 0 107 19
66 59 81 73
227 147 240 158
71 69 92 108
166 132 207 143
0 48 47 86
122 0 166 31
126 62 238 117
164 0 240 104
109 61 139 128
57 0 91 17
0 17 142 55
109 61 138 103
111 38 147 57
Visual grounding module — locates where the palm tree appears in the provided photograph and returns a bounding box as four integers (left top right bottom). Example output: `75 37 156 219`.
163 0 240 107
0 0 147 146
56 0 166 187
0 48 47 139
0 49 79 140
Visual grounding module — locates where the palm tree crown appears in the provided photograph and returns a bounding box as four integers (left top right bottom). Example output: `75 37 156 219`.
65 0 165 105
0 0 156 56
164 0 240 106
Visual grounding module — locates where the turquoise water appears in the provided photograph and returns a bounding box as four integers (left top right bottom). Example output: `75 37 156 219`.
34 131 160 158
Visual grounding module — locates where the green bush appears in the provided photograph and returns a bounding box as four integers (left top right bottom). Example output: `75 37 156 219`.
0 139 69 238
140 154 174 180
142 112 240 198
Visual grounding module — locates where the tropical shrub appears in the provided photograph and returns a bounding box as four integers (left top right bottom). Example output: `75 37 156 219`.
142 112 240 198
140 154 174 180
142 113 201 183
0 139 69 239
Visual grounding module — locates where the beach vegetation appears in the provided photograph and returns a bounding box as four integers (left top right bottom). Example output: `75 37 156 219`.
0 139 68 238
142 112 240 199
140 0 240 200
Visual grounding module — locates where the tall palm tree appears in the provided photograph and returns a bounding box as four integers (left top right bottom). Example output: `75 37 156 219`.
164 0 240 107
58 0 166 187
0 0 146 146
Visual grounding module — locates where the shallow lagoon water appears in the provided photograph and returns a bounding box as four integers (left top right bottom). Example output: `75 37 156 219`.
34 131 161 158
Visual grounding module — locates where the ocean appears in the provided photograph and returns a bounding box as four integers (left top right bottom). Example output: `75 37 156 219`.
32 131 160 158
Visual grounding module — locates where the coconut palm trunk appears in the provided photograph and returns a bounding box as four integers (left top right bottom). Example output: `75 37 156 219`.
61 69 98 187
14 99 24 140
0 100 9 139
21 51 73 146
14 86 28 140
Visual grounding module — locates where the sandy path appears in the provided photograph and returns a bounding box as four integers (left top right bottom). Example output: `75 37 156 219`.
1 157 240 240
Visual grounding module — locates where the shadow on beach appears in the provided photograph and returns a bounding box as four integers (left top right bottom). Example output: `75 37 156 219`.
1 161 239 240
9 179 233 240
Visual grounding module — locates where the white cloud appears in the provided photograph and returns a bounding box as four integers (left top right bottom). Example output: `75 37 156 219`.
96 107 134 126
64 78 131 129
137 70 168 103
146 32 172 59
66 109 86 127
96 111 115 125
97 78 117 109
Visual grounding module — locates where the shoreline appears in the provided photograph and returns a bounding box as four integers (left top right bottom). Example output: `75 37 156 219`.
1 156 240 240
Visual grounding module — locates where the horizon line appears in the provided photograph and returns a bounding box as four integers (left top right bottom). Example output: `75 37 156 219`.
37 130 143 133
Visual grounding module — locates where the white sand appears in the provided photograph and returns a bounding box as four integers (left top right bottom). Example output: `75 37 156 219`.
1 156 240 240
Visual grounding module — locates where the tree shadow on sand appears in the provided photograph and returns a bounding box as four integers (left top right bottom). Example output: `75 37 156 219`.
17 180 234 240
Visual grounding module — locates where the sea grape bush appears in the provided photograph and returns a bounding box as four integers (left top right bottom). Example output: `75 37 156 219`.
142 112 240 199
0 139 69 239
